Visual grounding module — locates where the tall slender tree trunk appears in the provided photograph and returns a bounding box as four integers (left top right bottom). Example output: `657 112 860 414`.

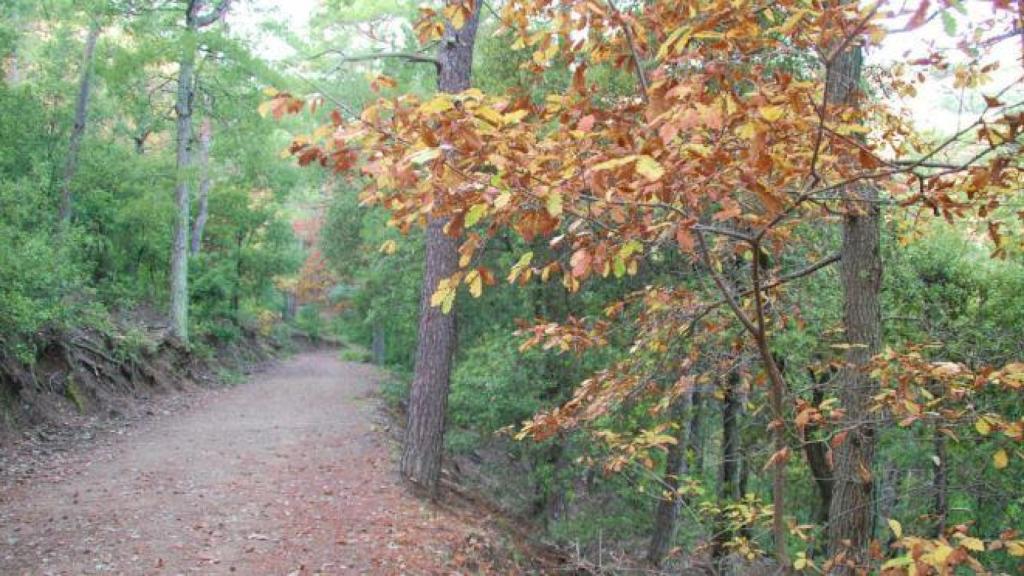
803 370 834 525
712 372 743 563
690 388 704 476
826 44 883 573
399 1 482 495
170 31 195 344
170 0 231 345
59 22 101 225
191 116 213 254
647 389 693 567
932 426 948 537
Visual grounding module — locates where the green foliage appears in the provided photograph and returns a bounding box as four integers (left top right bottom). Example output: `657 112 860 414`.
296 304 324 342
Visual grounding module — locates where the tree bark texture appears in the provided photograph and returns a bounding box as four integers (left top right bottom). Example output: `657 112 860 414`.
713 372 743 562
399 0 482 495
190 117 213 254
59 22 101 225
169 0 231 345
825 44 884 573
803 371 835 525
647 390 693 567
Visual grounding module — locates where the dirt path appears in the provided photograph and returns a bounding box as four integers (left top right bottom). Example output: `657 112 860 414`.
0 351 492 575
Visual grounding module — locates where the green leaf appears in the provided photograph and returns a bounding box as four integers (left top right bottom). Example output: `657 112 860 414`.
465 203 487 227
941 11 957 36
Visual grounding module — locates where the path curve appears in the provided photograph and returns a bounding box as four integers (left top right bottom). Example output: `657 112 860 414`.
1 351 481 575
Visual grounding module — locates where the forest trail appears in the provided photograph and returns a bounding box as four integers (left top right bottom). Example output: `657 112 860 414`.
0 351 489 575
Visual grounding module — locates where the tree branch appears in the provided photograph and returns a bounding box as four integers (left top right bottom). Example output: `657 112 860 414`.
195 0 232 28
694 229 759 337
330 51 442 73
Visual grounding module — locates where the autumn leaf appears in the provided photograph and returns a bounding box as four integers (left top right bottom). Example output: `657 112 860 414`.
465 203 487 227
546 192 563 217
635 155 665 181
993 449 1008 469
959 537 985 552
888 518 902 539
759 105 785 122
419 95 454 114
465 269 483 298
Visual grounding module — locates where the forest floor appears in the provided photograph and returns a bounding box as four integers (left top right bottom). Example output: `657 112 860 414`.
0 350 517 575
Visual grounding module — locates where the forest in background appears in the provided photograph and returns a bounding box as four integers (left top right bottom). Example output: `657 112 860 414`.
2 0 1024 575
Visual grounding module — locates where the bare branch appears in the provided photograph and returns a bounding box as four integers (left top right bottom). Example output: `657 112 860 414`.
695 229 759 337
330 52 442 73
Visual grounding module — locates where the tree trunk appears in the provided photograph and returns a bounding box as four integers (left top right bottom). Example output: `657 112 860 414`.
282 291 297 322
399 1 482 495
170 0 231 345
371 320 386 364
932 427 947 537
190 117 213 254
690 388 704 477
712 372 743 562
826 45 883 573
170 14 197 344
647 389 693 567
59 22 101 225
803 371 834 525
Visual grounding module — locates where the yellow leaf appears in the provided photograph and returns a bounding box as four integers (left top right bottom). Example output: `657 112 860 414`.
993 449 1009 469
1007 540 1024 556
888 518 902 539
257 100 274 118
593 155 638 172
465 270 483 298
503 109 529 125
262 86 279 97
507 251 534 283
429 278 456 313
476 106 504 126
546 192 563 217
379 239 398 255
975 417 992 436
960 537 985 552
736 122 757 139
419 95 454 115
759 105 785 122
927 544 953 565
636 155 665 182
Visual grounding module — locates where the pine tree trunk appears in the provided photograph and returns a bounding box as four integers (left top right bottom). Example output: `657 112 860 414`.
647 390 693 567
59 22 100 225
190 117 213 254
399 1 482 495
825 44 883 573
